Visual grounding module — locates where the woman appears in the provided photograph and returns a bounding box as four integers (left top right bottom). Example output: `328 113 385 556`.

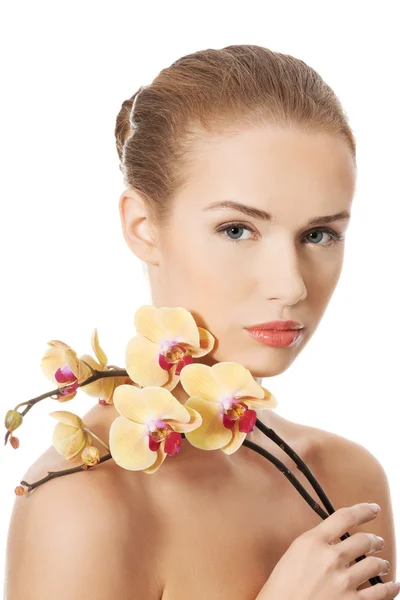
5 44 398 599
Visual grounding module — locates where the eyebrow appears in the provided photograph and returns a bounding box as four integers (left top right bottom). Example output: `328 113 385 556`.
203 200 351 226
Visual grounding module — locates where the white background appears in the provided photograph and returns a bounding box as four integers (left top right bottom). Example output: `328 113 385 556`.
1 0 399 592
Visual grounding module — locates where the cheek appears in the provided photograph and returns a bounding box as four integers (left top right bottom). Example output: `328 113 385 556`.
308 254 344 306
162 226 243 291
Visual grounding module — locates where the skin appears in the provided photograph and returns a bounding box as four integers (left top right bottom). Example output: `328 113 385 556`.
6 124 396 599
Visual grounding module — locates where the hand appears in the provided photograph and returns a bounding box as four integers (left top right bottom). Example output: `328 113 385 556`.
256 502 399 600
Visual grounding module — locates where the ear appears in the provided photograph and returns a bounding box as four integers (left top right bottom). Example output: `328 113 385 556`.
119 188 160 266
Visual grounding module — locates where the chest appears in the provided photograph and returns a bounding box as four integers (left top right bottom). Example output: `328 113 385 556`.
155 437 325 600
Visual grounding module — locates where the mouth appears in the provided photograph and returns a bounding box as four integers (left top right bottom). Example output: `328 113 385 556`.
245 320 304 331
245 327 304 348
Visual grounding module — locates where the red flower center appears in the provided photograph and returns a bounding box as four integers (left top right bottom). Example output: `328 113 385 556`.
158 343 193 375
55 364 79 396
222 400 257 434
148 421 182 456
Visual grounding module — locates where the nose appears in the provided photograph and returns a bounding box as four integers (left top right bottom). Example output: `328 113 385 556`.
263 244 307 306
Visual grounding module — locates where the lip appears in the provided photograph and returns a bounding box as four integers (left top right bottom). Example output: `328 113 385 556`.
245 320 304 331
246 328 304 348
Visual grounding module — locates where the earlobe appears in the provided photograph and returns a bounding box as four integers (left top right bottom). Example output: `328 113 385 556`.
118 188 160 266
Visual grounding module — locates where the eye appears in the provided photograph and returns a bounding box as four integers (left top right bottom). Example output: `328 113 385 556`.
215 223 256 242
303 227 344 246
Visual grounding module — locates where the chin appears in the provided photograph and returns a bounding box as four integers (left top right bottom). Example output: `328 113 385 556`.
208 331 310 378
206 347 298 379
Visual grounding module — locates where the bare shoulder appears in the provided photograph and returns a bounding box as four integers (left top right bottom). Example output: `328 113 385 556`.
5 443 165 600
303 423 388 481
240 407 384 480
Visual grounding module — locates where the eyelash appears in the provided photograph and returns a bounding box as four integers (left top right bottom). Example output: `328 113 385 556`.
215 222 345 247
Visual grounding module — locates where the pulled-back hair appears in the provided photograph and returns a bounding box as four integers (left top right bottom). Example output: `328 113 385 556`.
115 44 356 226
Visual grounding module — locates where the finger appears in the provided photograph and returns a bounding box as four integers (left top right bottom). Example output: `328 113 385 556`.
334 532 384 566
316 503 380 545
346 556 390 589
358 580 400 600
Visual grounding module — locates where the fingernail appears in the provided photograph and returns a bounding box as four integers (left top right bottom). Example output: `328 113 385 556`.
369 503 381 514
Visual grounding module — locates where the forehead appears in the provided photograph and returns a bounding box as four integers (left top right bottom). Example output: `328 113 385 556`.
175 125 356 216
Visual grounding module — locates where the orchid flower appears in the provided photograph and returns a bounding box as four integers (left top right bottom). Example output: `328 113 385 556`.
49 410 93 461
125 305 215 391
180 362 278 454
109 384 202 473
40 329 130 404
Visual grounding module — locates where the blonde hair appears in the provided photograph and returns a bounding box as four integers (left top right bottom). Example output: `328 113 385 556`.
115 44 356 226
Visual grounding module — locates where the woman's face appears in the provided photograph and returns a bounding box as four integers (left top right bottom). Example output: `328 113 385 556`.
137 125 356 378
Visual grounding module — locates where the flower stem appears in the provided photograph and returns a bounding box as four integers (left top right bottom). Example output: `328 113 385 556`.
249 424 382 587
256 418 334 512
82 428 110 451
20 452 113 492
242 438 328 517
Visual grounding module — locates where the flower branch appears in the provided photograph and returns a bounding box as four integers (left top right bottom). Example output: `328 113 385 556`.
251 424 381 587
18 452 113 493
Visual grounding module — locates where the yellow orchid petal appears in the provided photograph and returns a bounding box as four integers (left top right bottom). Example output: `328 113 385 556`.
49 410 85 428
56 390 78 403
77 354 117 401
109 416 156 471
235 372 266 400
111 385 147 422
141 386 192 422
105 376 135 404
155 307 200 347
46 339 71 352
241 387 278 410
184 397 232 450
188 327 215 357
52 423 86 459
63 348 82 379
134 305 166 343
75 354 97 384
40 348 61 382
77 353 101 373
84 375 126 404
125 335 169 387
261 385 278 403
211 362 264 399
161 363 180 392
91 328 108 368
143 445 168 474
114 385 191 425
179 363 223 402
221 421 247 455
64 430 91 460
164 406 202 433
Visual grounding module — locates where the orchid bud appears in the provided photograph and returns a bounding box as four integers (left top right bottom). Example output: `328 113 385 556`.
5 410 23 432
10 435 20 449
81 445 100 467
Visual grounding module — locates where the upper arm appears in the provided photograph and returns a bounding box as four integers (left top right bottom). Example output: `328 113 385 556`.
5 470 164 599
320 433 397 591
